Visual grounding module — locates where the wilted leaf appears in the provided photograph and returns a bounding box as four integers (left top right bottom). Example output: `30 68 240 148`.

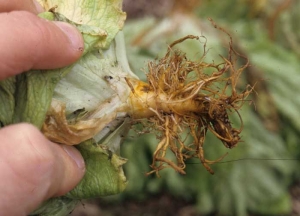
42 99 117 145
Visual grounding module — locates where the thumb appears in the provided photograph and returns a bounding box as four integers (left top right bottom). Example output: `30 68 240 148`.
0 123 85 215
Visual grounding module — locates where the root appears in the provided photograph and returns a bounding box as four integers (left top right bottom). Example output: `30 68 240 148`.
127 31 252 175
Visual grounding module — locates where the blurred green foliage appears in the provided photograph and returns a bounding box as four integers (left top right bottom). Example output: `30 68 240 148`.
112 0 300 215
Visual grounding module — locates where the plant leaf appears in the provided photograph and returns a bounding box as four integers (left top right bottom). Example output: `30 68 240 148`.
29 197 78 216
66 135 128 199
13 68 73 128
37 0 126 49
0 77 15 127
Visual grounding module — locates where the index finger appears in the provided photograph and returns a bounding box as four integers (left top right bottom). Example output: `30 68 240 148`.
0 0 43 14
0 11 84 80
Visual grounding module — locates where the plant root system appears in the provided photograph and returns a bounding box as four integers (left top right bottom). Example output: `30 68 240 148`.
126 34 253 175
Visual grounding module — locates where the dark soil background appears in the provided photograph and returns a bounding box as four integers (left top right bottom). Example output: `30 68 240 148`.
70 185 300 215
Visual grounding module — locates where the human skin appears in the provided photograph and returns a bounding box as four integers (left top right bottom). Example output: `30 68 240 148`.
0 0 86 215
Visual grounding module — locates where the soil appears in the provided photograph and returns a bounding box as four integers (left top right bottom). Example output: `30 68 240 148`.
69 184 300 216
122 0 173 19
291 181 300 216
70 194 200 216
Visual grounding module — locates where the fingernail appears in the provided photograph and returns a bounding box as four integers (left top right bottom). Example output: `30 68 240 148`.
62 145 85 171
54 22 84 51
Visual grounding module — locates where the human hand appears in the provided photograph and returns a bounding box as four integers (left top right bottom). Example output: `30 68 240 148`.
0 0 84 80
0 0 85 215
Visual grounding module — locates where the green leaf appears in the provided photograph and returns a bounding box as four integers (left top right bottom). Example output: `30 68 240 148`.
29 197 78 216
67 138 127 199
37 0 126 49
13 67 72 128
0 77 15 126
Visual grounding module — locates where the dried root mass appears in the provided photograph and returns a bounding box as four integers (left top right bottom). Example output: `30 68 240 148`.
126 35 253 175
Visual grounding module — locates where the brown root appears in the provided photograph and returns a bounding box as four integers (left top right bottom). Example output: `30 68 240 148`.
127 34 252 175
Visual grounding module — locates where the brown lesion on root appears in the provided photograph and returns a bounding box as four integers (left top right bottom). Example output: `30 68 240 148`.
126 34 253 175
